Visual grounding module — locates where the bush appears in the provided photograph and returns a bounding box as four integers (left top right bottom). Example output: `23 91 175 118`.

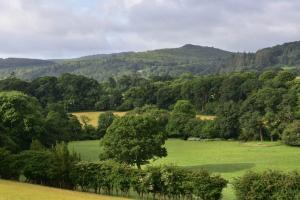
70 162 227 199
0 148 21 180
191 170 228 200
19 150 55 185
71 160 128 194
185 119 217 139
233 170 300 200
282 121 300 146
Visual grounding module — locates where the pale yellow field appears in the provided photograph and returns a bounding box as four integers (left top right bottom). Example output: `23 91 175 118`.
72 111 215 127
72 111 127 127
196 114 216 120
0 179 128 200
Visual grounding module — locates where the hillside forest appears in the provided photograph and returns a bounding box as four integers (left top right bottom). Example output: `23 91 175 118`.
1 41 300 81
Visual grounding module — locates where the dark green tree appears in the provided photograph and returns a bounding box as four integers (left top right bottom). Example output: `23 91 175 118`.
0 91 45 150
215 101 240 139
97 112 116 138
101 115 167 169
282 121 300 146
167 100 196 138
239 111 264 141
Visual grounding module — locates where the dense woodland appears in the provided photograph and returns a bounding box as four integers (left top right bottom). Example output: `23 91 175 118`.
1 69 300 148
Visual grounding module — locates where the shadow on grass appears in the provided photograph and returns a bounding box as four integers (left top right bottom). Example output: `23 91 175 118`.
184 163 255 173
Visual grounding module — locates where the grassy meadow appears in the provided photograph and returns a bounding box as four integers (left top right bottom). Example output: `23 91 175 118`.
0 179 127 200
69 139 300 199
71 111 215 127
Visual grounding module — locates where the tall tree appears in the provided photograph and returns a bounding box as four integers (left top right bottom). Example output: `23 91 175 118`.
97 112 116 138
101 115 167 169
167 100 196 138
0 91 45 150
215 101 240 139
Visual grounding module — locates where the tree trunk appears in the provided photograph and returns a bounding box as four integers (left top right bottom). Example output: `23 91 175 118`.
259 126 263 142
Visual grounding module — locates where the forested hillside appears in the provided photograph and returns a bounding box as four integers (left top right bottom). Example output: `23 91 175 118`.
0 41 300 81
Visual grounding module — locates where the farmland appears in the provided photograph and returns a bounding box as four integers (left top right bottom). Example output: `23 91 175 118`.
0 179 127 200
71 111 215 127
72 111 127 127
69 139 300 199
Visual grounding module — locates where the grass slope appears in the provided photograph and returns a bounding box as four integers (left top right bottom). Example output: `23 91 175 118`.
0 179 127 200
69 139 300 199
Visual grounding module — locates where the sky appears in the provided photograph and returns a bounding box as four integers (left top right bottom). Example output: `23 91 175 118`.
0 0 300 59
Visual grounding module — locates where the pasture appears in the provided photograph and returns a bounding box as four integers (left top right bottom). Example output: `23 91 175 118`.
71 111 215 127
0 179 127 200
69 139 300 199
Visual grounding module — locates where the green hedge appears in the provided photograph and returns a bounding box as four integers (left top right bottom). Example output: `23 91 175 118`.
233 170 300 200
71 161 228 200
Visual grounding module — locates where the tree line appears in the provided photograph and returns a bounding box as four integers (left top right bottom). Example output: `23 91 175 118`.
1 70 300 146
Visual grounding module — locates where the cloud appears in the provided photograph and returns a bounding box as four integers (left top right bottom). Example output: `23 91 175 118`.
0 0 299 58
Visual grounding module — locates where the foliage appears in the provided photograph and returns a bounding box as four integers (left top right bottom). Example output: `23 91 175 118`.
71 161 227 200
185 119 217 139
0 91 45 150
233 170 300 200
101 115 167 168
282 121 300 146
1 70 300 144
191 170 228 200
127 105 170 133
167 100 196 138
215 101 240 139
14 142 80 188
97 112 115 138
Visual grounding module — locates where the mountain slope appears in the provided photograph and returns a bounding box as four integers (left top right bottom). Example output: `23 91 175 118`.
0 41 299 81
0 58 54 69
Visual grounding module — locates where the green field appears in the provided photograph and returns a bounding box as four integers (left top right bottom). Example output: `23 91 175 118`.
0 179 127 200
69 139 300 199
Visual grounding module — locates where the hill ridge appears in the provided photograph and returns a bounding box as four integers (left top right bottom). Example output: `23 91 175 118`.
0 41 300 81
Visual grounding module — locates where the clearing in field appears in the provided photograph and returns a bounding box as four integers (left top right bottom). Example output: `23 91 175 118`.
0 179 127 200
69 139 300 199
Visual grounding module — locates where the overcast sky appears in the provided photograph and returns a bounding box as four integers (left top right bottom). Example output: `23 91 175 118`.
0 0 300 59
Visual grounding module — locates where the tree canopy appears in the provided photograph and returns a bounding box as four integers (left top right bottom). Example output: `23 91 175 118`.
101 115 167 168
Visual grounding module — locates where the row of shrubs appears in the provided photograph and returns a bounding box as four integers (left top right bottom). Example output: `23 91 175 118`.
71 161 228 200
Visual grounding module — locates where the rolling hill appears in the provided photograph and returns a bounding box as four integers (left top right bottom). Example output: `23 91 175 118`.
0 41 300 81
0 179 128 200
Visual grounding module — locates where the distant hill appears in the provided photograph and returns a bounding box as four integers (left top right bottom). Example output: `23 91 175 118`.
0 41 300 81
0 58 54 68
